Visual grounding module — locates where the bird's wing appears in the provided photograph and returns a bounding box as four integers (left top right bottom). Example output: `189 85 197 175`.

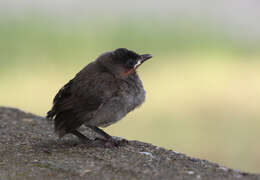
70 71 117 117
46 79 76 119
47 70 118 136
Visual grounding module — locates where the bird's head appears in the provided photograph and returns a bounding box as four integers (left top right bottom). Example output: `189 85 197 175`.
97 48 152 77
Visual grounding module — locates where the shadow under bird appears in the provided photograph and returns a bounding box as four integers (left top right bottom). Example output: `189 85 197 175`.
47 48 152 146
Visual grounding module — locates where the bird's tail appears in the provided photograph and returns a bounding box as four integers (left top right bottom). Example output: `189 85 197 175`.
46 109 55 120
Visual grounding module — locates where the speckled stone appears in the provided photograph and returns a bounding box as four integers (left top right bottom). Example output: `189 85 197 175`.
0 107 259 180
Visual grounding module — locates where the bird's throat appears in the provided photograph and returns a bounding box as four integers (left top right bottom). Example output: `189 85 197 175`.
123 68 136 76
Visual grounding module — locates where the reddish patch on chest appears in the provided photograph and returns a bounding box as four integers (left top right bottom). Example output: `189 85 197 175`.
121 68 136 77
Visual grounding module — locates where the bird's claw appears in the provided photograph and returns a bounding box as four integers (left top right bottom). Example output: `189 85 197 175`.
107 137 129 147
91 137 129 148
75 137 128 148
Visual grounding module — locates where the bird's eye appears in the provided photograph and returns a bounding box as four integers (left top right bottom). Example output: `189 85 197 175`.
126 59 136 69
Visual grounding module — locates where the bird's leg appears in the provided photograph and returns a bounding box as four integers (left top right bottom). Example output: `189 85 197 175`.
87 126 112 139
87 126 128 147
71 130 91 143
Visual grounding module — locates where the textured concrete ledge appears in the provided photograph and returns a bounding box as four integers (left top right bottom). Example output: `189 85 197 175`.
0 107 259 180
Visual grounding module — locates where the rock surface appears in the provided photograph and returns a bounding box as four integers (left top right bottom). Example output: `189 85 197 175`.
0 107 259 180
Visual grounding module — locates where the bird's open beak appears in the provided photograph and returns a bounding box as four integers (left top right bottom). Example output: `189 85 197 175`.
140 54 153 62
134 54 152 69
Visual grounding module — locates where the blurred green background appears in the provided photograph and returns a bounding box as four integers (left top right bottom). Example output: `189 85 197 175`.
1 0 260 173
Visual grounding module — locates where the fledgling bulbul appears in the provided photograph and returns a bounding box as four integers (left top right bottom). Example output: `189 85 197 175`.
47 48 152 146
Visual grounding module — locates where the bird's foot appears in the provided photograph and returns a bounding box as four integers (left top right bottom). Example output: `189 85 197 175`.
75 136 128 148
107 137 129 147
87 137 128 148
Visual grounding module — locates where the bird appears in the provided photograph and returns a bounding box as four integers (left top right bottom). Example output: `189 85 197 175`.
47 48 152 146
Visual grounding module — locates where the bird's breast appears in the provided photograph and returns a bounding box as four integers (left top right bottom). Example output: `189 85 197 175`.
87 74 146 128
119 74 146 112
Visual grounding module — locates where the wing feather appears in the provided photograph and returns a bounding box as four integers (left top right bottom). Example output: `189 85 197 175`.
47 67 117 137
